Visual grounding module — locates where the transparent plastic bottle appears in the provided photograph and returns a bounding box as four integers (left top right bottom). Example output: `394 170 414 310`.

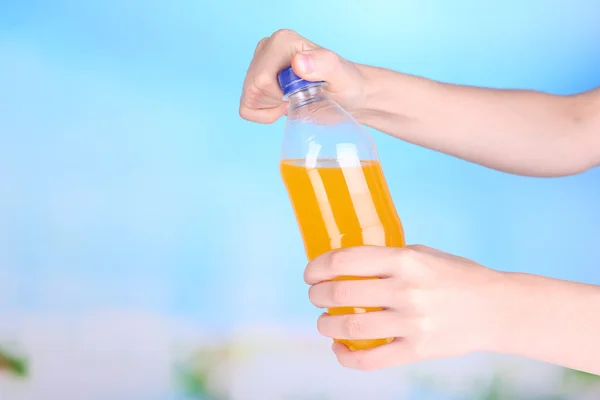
277 66 406 351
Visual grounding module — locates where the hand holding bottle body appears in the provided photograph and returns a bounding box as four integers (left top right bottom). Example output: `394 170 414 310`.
305 244 600 376
305 245 504 371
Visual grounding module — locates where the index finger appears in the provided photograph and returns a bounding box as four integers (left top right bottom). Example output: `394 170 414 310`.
304 246 399 285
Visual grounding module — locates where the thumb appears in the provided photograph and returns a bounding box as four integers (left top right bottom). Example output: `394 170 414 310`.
291 48 352 92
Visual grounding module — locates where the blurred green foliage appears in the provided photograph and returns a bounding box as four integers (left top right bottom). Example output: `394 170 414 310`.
0 346 28 378
175 347 229 400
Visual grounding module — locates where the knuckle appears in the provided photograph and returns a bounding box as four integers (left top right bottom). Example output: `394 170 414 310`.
253 72 272 91
238 104 252 120
394 247 422 269
303 271 311 285
240 85 262 109
411 338 431 360
400 246 421 261
342 315 362 338
331 281 350 305
353 353 376 371
407 244 427 252
316 315 328 336
390 287 407 309
412 316 433 337
328 249 352 275
254 37 268 55
398 339 423 362
303 264 314 284
405 289 425 309
337 353 353 369
270 28 298 41
307 285 319 307
320 48 341 65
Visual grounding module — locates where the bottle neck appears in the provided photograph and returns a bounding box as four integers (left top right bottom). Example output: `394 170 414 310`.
287 84 328 111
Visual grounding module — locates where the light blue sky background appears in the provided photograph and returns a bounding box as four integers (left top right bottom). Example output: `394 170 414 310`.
1 0 600 328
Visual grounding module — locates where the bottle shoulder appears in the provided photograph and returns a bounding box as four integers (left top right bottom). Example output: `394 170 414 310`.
282 99 378 161
287 97 354 125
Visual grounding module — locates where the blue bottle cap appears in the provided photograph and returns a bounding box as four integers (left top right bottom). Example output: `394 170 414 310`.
277 66 324 98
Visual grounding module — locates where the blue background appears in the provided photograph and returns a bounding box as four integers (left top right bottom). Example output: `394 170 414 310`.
1 1 599 399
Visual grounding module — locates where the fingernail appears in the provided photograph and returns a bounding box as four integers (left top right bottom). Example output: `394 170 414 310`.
297 52 315 74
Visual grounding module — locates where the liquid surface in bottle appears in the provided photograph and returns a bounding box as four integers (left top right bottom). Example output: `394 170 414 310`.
280 158 405 351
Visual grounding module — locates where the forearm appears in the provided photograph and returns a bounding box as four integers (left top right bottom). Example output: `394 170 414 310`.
491 272 600 375
355 65 599 177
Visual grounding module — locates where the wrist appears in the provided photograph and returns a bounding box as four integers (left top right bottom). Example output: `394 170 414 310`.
484 272 600 374
573 90 600 172
352 64 404 126
482 272 581 357
474 270 563 356
467 270 517 353
352 64 442 134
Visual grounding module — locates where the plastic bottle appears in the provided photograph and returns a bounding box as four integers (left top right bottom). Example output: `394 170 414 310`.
278 66 406 351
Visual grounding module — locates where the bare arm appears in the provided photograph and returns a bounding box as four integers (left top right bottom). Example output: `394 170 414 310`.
304 245 600 375
240 30 599 176
492 272 600 375
356 65 600 177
